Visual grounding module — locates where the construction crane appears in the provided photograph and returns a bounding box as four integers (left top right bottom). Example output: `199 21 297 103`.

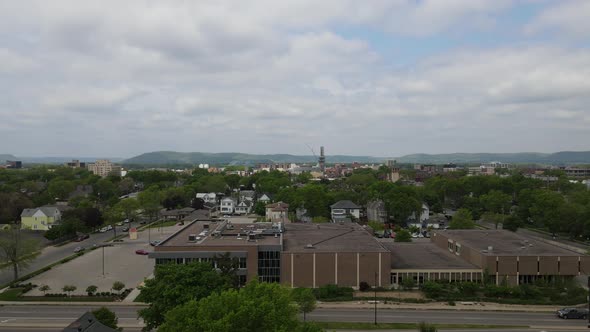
305 143 317 159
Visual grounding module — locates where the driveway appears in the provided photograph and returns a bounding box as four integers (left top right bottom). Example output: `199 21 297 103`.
24 225 183 296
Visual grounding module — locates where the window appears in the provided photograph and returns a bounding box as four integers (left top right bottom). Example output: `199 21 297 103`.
238 257 247 269
455 243 461 255
447 240 454 252
258 251 280 283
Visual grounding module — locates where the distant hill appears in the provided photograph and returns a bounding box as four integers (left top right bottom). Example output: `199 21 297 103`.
395 151 590 165
122 151 383 166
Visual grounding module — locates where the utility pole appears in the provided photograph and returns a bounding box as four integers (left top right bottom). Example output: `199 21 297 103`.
102 245 105 277
374 271 377 325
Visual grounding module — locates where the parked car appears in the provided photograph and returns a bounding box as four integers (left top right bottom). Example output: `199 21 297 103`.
150 240 161 246
75 234 90 242
116 222 123 226
122 226 130 232
135 249 149 255
557 308 589 319
139 220 147 225
123 219 130 223
74 246 84 253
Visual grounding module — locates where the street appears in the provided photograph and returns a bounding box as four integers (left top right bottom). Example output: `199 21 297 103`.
0 305 586 331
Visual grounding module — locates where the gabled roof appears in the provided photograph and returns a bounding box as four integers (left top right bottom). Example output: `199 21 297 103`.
330 200 360 209
266 201 289 210
63 312 117 332
20 207 60 217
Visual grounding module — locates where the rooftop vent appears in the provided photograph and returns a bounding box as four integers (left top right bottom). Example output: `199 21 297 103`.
305 244 315 249
487 246 493 252
188 234 197 242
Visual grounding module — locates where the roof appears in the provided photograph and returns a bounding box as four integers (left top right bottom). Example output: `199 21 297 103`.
63 312 117 332
436 230 581 256
330 200 360 209
20 207 60 217
240 190 256 198
196 192 216 198
156 220 281 248
384 242 479 270
282 223 389 253
266 201 289 210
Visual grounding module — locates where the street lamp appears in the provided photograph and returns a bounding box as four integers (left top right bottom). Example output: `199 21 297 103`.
374 271 378 325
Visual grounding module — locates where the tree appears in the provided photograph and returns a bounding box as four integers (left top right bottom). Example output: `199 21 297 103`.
158 281 322 332
213 252 239 288
137 262 233 330
47 179 75 201
419 322 438 332
138 188 161 221
91 307 121 331
292 287 317 322
114 198 140 222
480 190 511 229
112 281 125 295
449 209 475 229
0 226 40 280
62 285 77 297
39 284 50 295
395 229 412 242
254 201 266 216
502 215 522 232
191 198 205 210
86 285 98 296
0 192 33 223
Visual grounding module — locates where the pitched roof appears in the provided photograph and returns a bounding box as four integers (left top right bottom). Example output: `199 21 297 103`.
20 207 60 217
63 312 117 332
266 201 289 210
330 200 360 209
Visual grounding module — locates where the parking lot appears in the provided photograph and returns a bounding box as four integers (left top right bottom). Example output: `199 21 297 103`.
25 225 184 296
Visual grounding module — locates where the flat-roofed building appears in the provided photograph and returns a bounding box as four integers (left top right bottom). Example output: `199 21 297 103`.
431 230 590 286
281 223 390 289
385 242 482 288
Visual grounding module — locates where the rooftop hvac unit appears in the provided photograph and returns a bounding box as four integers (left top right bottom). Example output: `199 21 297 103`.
188 234 196 242
203 224 209 229
305 244 315 249
487 246 493 252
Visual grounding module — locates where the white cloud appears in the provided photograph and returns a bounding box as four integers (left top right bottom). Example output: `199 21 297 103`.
525 0 590 37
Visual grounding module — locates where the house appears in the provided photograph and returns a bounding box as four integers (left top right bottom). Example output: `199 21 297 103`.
196 193 218 204
266 201 289 222
220 197 236 215
366 200 387 223
160 207 196 221
239 190 256 203
20 207 62 230
330 200 361 223
409 203 430 223
234 201 252 215
258 193 272 204
63 311 117 332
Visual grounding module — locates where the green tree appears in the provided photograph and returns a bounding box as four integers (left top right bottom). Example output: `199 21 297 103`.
137 262 233 330
0 192 34 223
449 209 475 229
213 252 240 288
419 321 438 332
62 285 77 297
112 281 125 295
114 198 140 222
292 287 317 322
138 188 161 221
529 190 565 236
39 284 50 295
367 221 384 232
158 281 322 332
91 307 121 331
395 229 412 242
0 226 40 280
47 179 75 201
86 285 98 296
480 190 511 229
254 201 266 216
384 188 422 224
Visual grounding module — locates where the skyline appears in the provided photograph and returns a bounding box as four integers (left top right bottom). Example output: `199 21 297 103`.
1 1 589 157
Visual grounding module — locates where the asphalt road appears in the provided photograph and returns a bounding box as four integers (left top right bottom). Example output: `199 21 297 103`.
0 223 139 286
0 305 586 331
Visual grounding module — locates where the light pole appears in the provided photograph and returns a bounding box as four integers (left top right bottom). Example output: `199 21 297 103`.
374 271 377 325
102 244 105 277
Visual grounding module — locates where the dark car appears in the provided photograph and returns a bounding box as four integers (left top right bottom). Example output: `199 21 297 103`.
557 307 588 319
75 234 90 242
122 226 130 232
135 249 149 255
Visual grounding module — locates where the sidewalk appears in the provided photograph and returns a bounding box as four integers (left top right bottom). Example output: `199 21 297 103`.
0 300 148 306
317 300 559 313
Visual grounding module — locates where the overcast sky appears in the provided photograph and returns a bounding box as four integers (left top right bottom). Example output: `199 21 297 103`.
1 1 589 158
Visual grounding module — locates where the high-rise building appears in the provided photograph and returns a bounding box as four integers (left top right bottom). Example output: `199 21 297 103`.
319 146 325 173
87 159 121 177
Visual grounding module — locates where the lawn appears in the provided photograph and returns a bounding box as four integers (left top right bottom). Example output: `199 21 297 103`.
314 322 524 330
145 220 179 229
0 287 119 302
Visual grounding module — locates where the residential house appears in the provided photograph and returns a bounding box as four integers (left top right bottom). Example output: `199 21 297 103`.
266 201 289 222
220 197 236 215
366 200 387 223
196 192 218 205
160 207 196 221
20 206 62 230
234 201 252 215
63 312 117 332
258 193 272 204
330 200 361 223
239 190 256 203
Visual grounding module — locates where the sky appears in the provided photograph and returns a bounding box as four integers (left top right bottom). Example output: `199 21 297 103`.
1 0 589 158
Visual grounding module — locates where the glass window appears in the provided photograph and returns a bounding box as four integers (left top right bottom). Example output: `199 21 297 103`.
258 251 281 283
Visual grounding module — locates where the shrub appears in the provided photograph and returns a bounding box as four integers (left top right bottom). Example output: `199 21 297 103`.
359 281 371 292
86 285 98 296
419 322 438 332
313 284 354 301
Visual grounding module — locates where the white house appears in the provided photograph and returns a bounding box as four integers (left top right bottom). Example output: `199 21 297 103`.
330 200 361 223
196 193 217 204
239 190 256 203
220 197 236 215
258 193 272 204
234 201 252 215
409 203 430 223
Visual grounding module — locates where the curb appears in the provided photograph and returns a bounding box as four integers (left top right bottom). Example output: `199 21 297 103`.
0 300 148 306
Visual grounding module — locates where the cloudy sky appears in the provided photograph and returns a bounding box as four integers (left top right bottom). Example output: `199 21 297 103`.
1 0 589 158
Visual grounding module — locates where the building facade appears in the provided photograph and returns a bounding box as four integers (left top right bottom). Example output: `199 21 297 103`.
87 160 120 177
20 207 62 230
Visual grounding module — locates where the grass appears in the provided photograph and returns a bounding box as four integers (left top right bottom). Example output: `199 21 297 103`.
145 220 178 229
314 322 525 330
0 288 25 301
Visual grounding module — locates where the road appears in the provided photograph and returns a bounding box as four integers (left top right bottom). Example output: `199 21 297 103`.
0 305 586 331
0 223 140 286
